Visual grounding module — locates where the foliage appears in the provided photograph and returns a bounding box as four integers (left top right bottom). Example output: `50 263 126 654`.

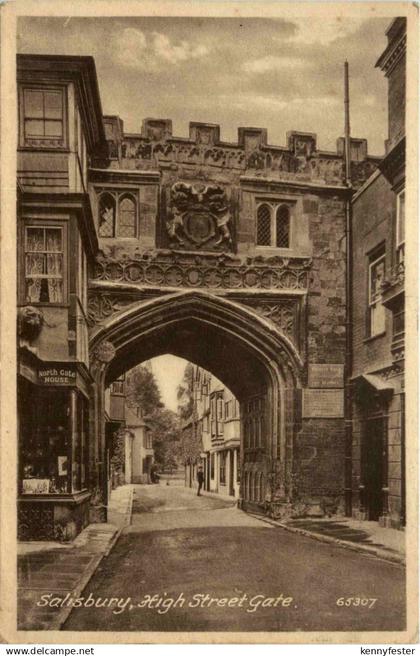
125 364 163 416
125 363 182 471
176 362 202 465
148 407 182 470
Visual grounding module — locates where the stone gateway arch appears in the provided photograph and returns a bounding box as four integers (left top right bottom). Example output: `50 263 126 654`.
89 290 304 515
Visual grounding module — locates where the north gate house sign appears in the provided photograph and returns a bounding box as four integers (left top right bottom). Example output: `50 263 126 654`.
166 182 233 251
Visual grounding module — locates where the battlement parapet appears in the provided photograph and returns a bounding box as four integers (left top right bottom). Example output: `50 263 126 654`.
103 116 380 188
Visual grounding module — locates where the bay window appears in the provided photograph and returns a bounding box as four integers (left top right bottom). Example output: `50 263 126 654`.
24 225 65 304
20 86 66 148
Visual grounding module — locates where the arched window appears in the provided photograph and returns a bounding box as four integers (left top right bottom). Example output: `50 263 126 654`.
249 472 254 501
118 195 137 238
256 204 271 246
256 201 292 248
259 473 265 503
97 190 138 239
244 471 250 501
99 193 116 237
276 205 290 248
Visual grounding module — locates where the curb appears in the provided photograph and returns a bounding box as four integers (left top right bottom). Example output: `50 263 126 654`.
50 487 135 630
48 527 119 631
248 513 406 567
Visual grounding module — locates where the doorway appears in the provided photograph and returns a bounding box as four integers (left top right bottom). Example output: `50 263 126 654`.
363 416 386 521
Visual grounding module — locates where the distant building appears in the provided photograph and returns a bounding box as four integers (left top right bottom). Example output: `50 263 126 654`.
351 18 406 528
185 366 240 500
124 405 154 484
104 374 154 487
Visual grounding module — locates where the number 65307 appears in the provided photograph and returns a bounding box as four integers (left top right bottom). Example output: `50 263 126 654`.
336 597 377 608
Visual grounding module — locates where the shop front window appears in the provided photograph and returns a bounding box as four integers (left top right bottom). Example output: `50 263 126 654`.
73 392 89 492
19 384 89 495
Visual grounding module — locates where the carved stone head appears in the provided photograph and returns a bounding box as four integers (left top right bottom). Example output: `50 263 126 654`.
18 306 44 342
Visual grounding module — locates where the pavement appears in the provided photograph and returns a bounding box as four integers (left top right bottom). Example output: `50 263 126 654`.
64 484 406 633
17 484 134 630
269 516 405 565
17 482 406 631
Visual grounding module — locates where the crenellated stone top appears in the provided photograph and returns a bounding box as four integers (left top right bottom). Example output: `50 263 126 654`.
103 116 380 189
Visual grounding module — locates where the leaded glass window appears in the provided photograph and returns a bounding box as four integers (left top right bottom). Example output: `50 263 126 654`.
257 204 271 246
276 205 290 248
97 190 138 238
256 201 292 248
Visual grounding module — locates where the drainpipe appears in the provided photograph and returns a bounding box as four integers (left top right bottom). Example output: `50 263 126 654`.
344 61 353 517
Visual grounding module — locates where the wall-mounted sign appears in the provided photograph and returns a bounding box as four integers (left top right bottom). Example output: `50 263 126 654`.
308 364 344 389
38 365 77 386
302 389 344 418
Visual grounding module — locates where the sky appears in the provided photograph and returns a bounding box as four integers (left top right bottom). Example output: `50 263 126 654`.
149 355 188 412
17 15 392 154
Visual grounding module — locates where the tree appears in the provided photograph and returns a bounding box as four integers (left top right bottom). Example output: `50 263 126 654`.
125 364 162 417
150 408 181 471
176 363 202 465
177 362 194 420
125 363 182 471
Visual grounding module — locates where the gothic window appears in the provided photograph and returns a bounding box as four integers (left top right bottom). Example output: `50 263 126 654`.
257 204 271 246
99 193 116 237
259 473 265 503
119 195 137 238
276 205 290 248
256 201 292 248
248 472 254 501
253 473 261 501
24 225 65 304
20 86 66 148
368 251 386 337
97 190 138 238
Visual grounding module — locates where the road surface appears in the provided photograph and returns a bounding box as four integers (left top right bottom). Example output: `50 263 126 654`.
64 483 406 632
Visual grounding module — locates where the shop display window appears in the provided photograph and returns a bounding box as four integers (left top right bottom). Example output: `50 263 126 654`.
19 382 89 496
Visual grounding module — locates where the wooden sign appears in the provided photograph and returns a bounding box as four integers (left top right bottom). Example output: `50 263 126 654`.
302 389 344 418
38 365 77 386
308 364 344 389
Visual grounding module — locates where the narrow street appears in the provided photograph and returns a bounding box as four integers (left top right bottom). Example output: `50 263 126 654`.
63 483 406 633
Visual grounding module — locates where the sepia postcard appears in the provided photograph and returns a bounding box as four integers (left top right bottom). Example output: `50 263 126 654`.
0 0 418 646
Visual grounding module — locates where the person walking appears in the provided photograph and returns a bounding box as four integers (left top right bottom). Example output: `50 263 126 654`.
197 465 204 496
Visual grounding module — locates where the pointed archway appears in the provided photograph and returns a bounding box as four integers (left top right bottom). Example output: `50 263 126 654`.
89 290 303 516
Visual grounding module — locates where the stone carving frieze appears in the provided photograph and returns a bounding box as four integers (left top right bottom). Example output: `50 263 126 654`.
93 247 312 293
240 298 300 349
87 293 141 327
120 137 350 184
167 182 232 251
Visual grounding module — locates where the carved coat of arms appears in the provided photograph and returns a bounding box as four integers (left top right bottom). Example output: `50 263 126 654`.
166 182 233 251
